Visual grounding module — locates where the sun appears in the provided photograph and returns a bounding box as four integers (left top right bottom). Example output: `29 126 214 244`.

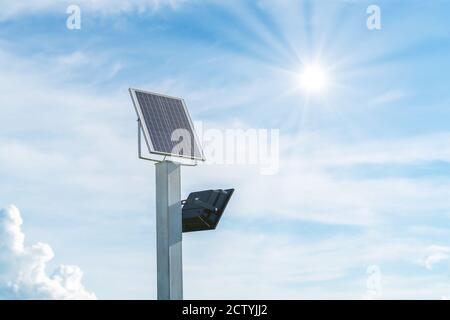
297 64 329 93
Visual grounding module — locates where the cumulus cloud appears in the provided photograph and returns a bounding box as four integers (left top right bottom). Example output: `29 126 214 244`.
422 245 450 270
0 205 96 299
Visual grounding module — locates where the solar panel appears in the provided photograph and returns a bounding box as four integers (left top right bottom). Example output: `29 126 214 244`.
129 88 204 161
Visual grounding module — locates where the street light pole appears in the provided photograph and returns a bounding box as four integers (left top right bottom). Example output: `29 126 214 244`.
155 160 183 300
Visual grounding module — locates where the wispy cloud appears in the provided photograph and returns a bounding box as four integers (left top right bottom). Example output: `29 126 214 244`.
422 245 450 270
370 89 408 105
289 132 450 166
56 51 90 67
1 0 450 299
184 228 435 299
0 0 187 20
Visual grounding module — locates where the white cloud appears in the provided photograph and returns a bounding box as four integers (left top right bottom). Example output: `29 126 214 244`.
285 131 450 167
185 144 450 226
1 13 450 298
422 245 450 270
370 89 408 105
0 0 187 20
56 51 90 67
0 205 96 299
374 273 450 300
183 229 431 299
53 50 124 82
2 40 450 230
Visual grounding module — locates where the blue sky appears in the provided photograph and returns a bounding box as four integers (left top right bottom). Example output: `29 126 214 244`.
1 0 450 299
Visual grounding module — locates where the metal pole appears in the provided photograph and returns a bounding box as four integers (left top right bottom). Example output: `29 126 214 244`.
155 161 183 300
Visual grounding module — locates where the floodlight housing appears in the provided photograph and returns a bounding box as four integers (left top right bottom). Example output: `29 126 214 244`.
182 189 234 233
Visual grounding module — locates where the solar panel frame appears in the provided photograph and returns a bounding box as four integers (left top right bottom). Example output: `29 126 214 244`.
129 88 205 161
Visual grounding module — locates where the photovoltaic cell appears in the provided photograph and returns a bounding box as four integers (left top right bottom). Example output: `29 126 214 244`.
130 89 204 160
